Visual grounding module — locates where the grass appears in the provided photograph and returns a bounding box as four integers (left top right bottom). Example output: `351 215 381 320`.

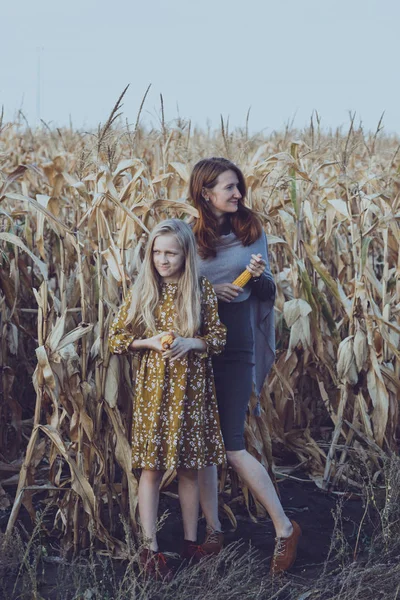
2 454 400 599
0 532 292 600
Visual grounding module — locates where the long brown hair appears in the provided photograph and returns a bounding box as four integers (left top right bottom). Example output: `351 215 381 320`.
189 157 262 258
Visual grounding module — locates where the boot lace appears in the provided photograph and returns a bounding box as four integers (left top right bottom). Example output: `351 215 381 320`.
155 552 168 567
273 537 287 558
205 529 222 545
189 543 207 557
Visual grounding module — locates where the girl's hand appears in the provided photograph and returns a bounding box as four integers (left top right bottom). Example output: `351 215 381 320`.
247 253 266 279
213 283 244 303
162 335 194 362
113 346 125 355
134 332 167 353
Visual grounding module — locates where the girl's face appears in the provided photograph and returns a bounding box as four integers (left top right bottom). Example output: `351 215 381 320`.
152 233 185 283
204 169 242 220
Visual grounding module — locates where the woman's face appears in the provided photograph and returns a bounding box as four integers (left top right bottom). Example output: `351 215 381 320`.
152 233 185 283
204 169 242 219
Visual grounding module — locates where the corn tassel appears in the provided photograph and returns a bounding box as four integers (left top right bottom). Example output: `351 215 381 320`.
161 333 175 349
232 269 252 287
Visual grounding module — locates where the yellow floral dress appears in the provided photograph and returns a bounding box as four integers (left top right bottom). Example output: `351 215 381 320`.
108 277 226 470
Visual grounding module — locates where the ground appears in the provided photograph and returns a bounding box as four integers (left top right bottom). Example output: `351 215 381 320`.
158 476 366 576
0 475 375 599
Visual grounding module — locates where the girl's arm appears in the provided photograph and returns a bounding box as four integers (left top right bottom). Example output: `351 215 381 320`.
161 335 206 361
196 278 227 356
161 279 226 362
129 333 166 353
109 291 136 354
109 292 168 355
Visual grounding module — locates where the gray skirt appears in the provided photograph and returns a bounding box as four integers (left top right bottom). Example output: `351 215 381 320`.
212 299 254 451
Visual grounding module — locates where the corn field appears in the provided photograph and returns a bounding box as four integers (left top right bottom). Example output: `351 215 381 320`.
0 100 399 553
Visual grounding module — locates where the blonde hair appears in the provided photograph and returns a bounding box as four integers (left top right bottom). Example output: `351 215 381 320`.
125 219 201 337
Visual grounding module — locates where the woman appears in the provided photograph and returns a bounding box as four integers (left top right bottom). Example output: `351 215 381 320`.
190 157 301 575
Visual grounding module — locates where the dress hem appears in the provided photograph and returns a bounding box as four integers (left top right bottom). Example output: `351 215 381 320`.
132 459 226 471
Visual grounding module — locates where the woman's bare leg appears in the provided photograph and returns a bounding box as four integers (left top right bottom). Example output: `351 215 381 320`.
177 468 200 541
138 469 164 551
198 452 292 537
227 449 292 537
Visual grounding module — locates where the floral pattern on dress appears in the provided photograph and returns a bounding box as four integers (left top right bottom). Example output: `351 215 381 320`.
108 277 226 470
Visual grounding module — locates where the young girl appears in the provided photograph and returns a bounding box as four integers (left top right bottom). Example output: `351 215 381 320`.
108 218 226 579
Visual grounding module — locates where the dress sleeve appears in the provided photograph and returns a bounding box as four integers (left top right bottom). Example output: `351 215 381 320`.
251 232 276 302
108 290 136 354
197 278 227 356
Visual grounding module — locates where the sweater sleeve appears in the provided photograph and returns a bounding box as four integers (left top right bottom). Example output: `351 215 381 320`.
251 272 276 301
251 232 276 302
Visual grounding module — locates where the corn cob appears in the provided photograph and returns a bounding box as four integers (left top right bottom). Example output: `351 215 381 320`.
232 269 252 287
161 333 175 350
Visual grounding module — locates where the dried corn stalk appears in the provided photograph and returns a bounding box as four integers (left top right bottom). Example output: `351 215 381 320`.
0 111 398 548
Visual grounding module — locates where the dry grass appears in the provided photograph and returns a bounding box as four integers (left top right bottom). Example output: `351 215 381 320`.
0 103 399 550
0 532 293 600
2 455 400 599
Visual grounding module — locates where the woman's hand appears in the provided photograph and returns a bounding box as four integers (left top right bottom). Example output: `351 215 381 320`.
213 283 244 302
246 253 266 279
162 335 195 362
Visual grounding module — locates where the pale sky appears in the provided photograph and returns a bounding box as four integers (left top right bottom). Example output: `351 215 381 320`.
2 0 399 134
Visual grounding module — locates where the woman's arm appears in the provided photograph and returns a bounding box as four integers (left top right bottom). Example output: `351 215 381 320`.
213 282 244 302
251 272 276 301
248 234 276 302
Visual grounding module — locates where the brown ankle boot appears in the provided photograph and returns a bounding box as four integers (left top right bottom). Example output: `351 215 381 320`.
181 539 208 563
201 527 224 555
139 548 174 581
270 520 301 576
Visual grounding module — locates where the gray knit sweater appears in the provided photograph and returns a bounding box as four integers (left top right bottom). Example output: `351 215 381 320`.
197 230 276 410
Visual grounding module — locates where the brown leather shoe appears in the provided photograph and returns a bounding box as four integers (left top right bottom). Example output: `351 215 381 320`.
181 539 208 563
139 548 174 581
270 520 301 576
201 527 224 555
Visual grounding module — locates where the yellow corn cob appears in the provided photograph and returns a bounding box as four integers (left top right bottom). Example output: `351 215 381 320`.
161 333 175 350
232 269 252 287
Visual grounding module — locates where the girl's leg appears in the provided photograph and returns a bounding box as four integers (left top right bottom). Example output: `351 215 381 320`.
226 450 292 538
177 468 200 542
198 465 222 532
138 469 164 551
